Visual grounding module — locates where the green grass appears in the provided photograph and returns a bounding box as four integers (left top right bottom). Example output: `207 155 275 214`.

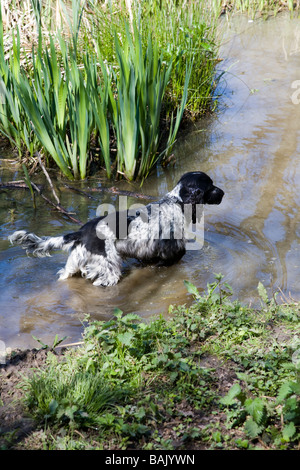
17 276 300 450
221 0 298 18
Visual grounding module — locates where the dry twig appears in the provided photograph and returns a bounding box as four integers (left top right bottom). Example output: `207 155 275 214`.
30 181 82 225
36 152 60 205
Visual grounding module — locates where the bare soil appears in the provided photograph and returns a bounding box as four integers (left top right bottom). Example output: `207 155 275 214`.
0 348 53 449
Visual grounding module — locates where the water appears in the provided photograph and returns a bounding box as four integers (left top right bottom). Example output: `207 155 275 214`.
0 13 299 349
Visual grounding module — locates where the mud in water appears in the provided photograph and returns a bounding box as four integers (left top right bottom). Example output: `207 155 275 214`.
0 13 299 349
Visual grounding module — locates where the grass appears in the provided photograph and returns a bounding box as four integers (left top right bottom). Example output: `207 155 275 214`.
220 0 299 18
6 275 298 450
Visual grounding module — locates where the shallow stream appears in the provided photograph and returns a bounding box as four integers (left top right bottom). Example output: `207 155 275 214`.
0 13 299 349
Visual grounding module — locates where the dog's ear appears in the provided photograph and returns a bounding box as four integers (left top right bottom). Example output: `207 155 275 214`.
179 186 205 205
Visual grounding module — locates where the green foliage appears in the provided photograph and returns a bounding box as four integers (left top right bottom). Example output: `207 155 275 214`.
0 14 38 156
220 375 300 444
26 362 125 428
20 275 300 449
277 380 300 430
136 0 220 115
0 0 220 181
32 334 68 351
23 301 217 442
111 25 179 180
22 164 36 209
220 383 246 406
223 0 298 18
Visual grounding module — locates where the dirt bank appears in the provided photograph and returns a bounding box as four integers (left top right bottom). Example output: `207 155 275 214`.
0 348 54 449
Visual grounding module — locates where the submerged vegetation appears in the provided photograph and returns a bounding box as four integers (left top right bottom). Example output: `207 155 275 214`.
1 277 299 450
0 0 220 181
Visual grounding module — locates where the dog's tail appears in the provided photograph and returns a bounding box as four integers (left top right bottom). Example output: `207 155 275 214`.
8 230 80 257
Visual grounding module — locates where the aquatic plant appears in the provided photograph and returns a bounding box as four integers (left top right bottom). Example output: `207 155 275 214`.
214 0 298 18
0 0 220 181
0 25 39 157
111 24 190 181
134 0 221 115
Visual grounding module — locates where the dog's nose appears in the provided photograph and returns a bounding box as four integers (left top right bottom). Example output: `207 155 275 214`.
205 187 224 205
215 187 225 204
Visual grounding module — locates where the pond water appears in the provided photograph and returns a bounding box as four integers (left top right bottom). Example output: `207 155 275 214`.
0 13 299 350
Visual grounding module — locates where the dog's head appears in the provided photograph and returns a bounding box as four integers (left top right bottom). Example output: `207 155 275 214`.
173 171 224 206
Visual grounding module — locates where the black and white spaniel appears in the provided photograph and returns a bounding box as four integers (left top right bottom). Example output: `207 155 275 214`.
9 172 224 286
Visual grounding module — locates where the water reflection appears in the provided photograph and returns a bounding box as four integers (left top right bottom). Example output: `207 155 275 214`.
0 13 299 349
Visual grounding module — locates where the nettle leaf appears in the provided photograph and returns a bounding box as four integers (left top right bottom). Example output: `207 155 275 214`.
245 398 267 425
282 422 296 441
184 280 200 298
48 399 58 416
277 381 293 403
179 360 190 372
134 407 146 420
257 282 269 304
290 381 300 396
220 383 245 406
64 405 79 421
117 331 135 346
244 418 263 438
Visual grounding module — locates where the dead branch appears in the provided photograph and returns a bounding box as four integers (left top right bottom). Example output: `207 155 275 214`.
63 183 98 200
36 152 60 205
0 180 43 190
88 186 156 200
30 181 82 225
64 183 156 201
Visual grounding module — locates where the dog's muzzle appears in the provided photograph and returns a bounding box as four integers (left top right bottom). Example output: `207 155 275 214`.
205 187 224 205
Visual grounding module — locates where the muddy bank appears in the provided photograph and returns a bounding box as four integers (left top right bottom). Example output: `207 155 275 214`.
0 349 48 449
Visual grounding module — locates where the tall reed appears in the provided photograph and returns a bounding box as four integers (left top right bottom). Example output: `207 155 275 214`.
133 0 221 116
112 25 174 180
0 24 39 156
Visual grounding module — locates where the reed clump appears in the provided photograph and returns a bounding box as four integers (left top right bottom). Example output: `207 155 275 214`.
219 0 299 18
0 0 221 181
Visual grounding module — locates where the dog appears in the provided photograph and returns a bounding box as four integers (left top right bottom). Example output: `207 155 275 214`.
8 172 224 286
